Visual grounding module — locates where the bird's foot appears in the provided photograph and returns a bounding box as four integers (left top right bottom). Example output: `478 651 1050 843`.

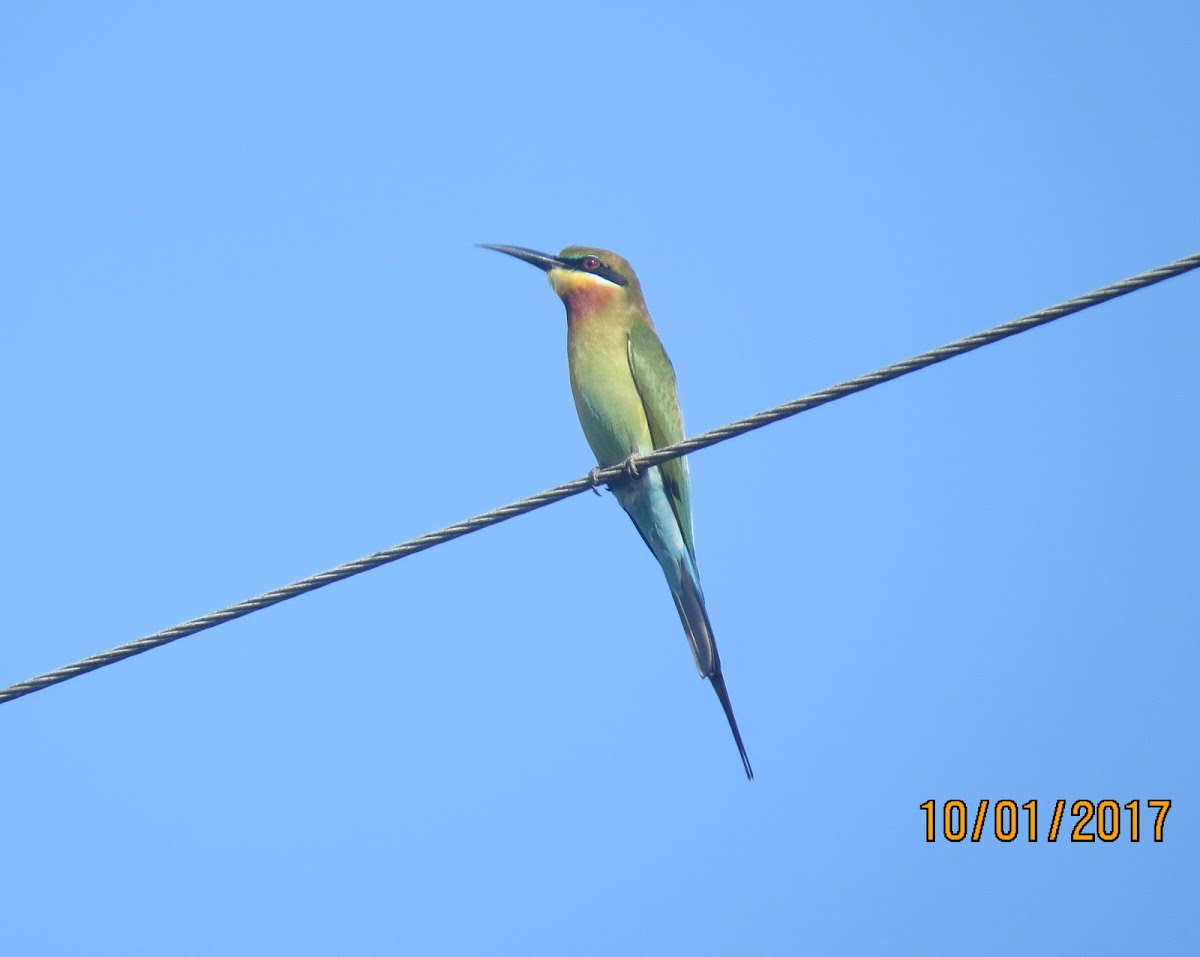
588 467 605 496
590 457 641 493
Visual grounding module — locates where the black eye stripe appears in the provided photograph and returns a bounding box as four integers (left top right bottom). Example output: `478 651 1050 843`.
562 256 629 286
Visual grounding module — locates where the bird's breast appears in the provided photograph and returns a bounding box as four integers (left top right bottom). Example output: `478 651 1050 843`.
567 321 652 467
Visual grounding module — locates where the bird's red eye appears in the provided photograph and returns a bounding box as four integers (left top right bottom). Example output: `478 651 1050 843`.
583 256 600 270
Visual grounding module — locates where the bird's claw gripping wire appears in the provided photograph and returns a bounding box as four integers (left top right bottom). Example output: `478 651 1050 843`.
588 456 641 495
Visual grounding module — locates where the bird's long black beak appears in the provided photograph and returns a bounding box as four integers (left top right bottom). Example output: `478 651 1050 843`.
477 244 565 272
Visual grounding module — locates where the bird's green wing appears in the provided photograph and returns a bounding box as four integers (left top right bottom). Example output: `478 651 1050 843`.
627 321 695 562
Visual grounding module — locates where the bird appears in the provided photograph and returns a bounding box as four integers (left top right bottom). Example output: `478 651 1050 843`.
479 243 753 780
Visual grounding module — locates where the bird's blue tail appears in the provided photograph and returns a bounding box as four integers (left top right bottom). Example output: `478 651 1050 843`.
616 469 754 780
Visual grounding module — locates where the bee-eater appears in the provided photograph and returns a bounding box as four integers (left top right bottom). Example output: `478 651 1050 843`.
480 244 753 780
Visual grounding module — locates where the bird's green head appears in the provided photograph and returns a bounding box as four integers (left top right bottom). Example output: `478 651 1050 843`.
478 244 645 320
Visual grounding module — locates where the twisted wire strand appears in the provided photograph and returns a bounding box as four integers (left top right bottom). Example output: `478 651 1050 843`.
2 251 1197 705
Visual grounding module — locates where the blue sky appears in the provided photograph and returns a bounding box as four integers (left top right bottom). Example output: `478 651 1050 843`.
2 3 1196 954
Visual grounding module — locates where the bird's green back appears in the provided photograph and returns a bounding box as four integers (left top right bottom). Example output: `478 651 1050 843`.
625 320 695 563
